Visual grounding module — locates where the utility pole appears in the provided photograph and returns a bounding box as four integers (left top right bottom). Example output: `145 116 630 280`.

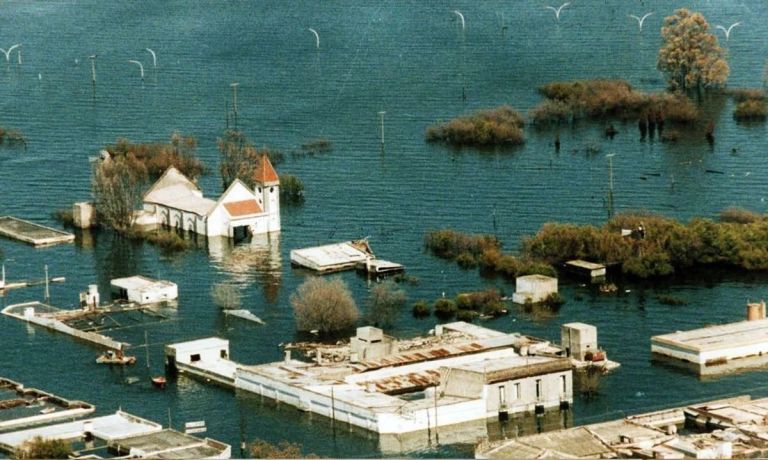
378 111 386 147
606 153 615 219
230 83 239 130
44 265 49 302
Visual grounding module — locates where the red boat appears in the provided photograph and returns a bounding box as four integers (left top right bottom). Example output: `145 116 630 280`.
151 376 166 389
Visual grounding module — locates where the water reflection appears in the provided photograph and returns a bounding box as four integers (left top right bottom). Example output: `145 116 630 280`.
208 233 282 304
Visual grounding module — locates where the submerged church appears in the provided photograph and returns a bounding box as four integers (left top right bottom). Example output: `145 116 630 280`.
140 155 280 238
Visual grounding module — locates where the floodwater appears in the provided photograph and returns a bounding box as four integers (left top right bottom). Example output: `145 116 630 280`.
1 0 768 457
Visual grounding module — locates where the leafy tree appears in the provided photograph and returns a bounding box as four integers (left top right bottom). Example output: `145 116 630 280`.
13 436 72 459
367 281 407 328
291 277 359 333
657 9 729 91
92 155 144 232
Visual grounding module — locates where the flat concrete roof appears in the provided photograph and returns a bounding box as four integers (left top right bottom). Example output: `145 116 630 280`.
291 241 370 269
109 428 230 459
0 412 161 448
110 276 176 291
565 260 605 270
167 337 229 353
652 319 768 353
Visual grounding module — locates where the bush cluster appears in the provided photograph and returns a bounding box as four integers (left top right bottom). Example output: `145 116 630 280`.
106 133 204 180
0 127 26 147
425 229 555 278
522 211 768 278
279 174 305 203
734 99 767 121
144 230 190 253
530 79 698 126
425 106 525 146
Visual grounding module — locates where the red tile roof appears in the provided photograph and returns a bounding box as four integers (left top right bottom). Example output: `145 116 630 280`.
252 154 279 185
224 200 262 217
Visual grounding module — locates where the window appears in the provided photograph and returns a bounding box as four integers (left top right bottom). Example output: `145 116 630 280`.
258 187 262 193
499 386 506 407
513 383 520 400
270 186 274 193
221 349 228 359
535 379 542 400
190 353 201 362
561 375 567 395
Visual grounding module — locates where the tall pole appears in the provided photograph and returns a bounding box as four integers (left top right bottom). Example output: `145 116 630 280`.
145 330 150 369
230 83 239 130
378 111 386 147
606 153 615 218
44 265 49 302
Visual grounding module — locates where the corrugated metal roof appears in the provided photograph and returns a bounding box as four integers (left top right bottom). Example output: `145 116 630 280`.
358 369 441 394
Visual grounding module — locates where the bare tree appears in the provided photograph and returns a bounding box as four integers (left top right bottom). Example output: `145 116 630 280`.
92 156 144 232
291 277 359 333
249 439 317 459
367 280 407 328
13 436 72 459
211 283 242 310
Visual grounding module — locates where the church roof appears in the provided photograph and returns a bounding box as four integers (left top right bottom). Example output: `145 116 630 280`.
224 199 263 217
252 155 279 185
143 167 216 216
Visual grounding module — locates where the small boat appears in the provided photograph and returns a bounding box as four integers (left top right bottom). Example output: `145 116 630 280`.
151 376 166 389
96 350 137 365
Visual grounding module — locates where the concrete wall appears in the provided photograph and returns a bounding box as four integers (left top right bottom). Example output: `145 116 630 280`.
561 324 598 360
513 276 557 304
170 343 229 365
73 202 95 229
652 340 768 366
127 284 178 305
483 371 572 416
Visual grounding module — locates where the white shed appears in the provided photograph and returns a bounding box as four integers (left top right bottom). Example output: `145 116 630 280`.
512 274 558 304
165 337 230 366
110 276 178 305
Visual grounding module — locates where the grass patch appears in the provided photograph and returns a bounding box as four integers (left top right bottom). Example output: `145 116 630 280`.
426 106 525 146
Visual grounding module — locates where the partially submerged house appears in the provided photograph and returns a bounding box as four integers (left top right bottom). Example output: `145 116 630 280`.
140 155 280 238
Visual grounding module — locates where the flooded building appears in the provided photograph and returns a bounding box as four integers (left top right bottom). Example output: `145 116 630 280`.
651 304 768 375
477 395 768 459
110 275 178 305
140 160 280 238
0 377 94 432
165 322 619 436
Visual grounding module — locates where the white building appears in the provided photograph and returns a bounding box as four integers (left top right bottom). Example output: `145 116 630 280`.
141 155 280 238
512 274 558 304
110 276 178 305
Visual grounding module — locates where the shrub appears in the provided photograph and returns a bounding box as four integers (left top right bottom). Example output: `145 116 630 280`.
426 106 525 146
734 99 767 121
249 439 317 459
412 300 431 318
542 293 566 308
301 138 332 153
51 209 75 227
455 251 478 268
433 298 457 319
106 133 203 180
13 436 72 459
0 128 26 148
368 281 407 328
456 309 476 322
576 364 606 399
720 207 762 224
425 229 501 260
279 174 305 203
291 277 359 333
145 230 190 252
530 79 698 126
211 283 241 310
656 294 688 305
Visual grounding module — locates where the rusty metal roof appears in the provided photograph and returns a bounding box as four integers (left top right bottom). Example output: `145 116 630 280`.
351 341 493 373
358 369 441 395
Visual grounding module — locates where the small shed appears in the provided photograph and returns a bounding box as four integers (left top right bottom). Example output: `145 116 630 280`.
165 337 230 367
110 276 178 305
561 323 598 361
512 274 558 304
